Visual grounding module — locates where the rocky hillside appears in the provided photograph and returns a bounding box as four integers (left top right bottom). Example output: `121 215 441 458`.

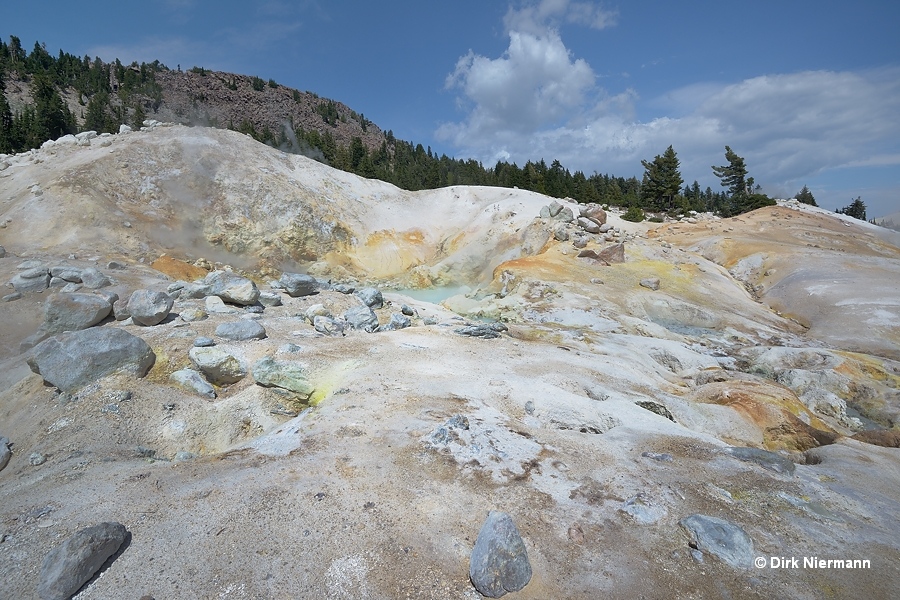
150 69 386 150
1 124 899 598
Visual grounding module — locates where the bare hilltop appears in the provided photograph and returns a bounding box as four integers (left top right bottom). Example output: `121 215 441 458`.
0 124 898 599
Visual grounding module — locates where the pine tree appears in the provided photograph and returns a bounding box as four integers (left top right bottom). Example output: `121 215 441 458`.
640 145 683 211
0 66 14 153
712 146 748 199
837 197 866 220
796 185 817 206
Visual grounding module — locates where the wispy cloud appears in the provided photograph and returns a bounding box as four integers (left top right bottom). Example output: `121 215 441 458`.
503 0 617 35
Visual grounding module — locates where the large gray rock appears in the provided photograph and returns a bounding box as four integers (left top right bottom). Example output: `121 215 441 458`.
188 347 246 385
257 291 283 307
469 511 532 598
170 368 216 399
355 287 384 309
37 522 128 600
343 305 379 332
128 290 174 326
679 514 755 569
11 267 50 293
28 328 155 393
179 282 213 299
79 268 111 289
726 447 796 475
215 320 267 341
279 272 319 297
41 293 112 334
252 356 314 399
205 271 260 305
554 206 575 223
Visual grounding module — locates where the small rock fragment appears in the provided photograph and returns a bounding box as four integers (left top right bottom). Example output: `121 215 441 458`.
215 320 267 341
640 277 661 291
679 514 754 569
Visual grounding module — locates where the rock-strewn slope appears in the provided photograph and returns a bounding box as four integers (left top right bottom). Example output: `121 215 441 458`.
0 125 898 599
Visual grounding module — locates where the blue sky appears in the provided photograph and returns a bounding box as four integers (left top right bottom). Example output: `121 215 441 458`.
6 1 900 217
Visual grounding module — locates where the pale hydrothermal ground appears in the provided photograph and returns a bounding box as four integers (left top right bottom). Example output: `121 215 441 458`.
0 125 898 598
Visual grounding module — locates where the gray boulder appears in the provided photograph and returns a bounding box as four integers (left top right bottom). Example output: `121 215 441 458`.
37 522 128 600
548 200 563 217
80 268 111 289
49 266 83 282
553 224 569 242
469 511 532 598
111 298 130 321
539 205 551 219
577 217 601 234
726 447 796 475
170 368 216 399
378 313 411 332
0 245 5 258
679 514 755 569
128 290 173 326
355 287 383 309
640 277 661 291
331 283 356 294
28 328 155 393
205 296 237 314
344 305 379 332
555 206 575 222
258 291 283 307
580 203 608 226
279 272 319 297
252 356 315 399
215 320 267 341
179 282 213 299
304 304 332 323
41 293 112 334
11 267 50 293
313 315 345 336
205 271 260 305
188 347 246 385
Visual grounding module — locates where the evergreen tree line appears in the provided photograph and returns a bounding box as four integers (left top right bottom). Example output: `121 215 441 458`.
0 35 163 153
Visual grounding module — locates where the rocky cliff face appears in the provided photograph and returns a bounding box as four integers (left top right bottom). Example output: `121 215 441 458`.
0 124 899 599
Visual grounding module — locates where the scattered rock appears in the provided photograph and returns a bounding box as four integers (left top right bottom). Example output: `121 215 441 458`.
304 304 332 323
80 268 111 289
572 236 588 249
355 287 384 309
344 305 379 332
640 278 661 291
205 271 260 305
2 292 22 302
28 328 156 393
252 356 315 399
313 315 345 336
378 313 411 332
455 322 507 339
331 283 356 294
279 272 319 297
180 282 213 299
679 514 754 569
620 493 667 525
547 201 563 217
553 224 569 242
111 298 131 321
577 242 625 265
205 296 237 314
580 203 608 226
577 217 601 234
215 320 267 341
180 308 208 322
30 452 46 466
555 206 575 222
400 304 415 316
41 293 112 334
635 400 675 422
193 337 215 347
49 266 83 282
37 522 128 600
170 369 217 399
188 347 246 385
469 511 532 598
258 291 282 307
10 267 50 293
128 290 174 326
641 452 674 462
726 447 796 475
